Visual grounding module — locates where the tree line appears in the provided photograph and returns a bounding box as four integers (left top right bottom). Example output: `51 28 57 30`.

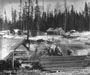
1 1 90 32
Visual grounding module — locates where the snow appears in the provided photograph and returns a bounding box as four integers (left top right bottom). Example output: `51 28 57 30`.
80 31 90 36
76 49 90 55
30 44 38 51
0 38 24 60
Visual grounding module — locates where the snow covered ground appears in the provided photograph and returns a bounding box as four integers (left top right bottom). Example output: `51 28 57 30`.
28 31 90 56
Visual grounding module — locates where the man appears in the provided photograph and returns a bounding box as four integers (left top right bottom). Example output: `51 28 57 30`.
55 46 63 56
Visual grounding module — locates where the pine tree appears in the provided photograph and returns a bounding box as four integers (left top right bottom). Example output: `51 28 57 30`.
84 2 88 17
84 2 89 30
35 0 40 35
64 0 67 32
0 17 3 31
70 5 75 30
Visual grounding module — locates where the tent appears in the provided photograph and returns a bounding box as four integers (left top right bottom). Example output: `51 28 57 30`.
47 27 65 35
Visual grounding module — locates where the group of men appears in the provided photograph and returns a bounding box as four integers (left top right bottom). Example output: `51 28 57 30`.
42 44 63 56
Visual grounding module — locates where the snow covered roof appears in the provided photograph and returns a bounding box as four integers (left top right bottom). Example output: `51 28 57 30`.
0 38 25 60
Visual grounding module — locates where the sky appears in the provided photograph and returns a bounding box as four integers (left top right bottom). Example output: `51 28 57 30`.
1 0 90 20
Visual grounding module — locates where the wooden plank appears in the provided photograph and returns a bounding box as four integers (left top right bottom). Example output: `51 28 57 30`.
14 51 27 54
40 58 90 63
22 60 39 63
41 63 85 71
40 56 85 61
40 58 84 61
41 62 84 67
40 60 84 64
40 56 86 61
40 56 86 58
43 67 84 71
15 55 28 58
39 56 90 71
15 57 29 61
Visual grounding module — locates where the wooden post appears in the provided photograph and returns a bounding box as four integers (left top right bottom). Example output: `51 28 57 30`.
12 50 15 74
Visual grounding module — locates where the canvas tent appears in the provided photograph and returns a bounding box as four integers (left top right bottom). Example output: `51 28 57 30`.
47 27 65 35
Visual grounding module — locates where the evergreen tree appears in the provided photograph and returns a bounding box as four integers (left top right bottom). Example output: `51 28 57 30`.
84 2 89 30
6 1 90 32
0 17 3 31
70 5 75 30
35 0 40 35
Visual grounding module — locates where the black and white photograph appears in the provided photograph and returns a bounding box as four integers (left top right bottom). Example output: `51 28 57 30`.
0 0 90 75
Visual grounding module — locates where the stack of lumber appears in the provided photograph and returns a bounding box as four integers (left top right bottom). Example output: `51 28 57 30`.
40 56 90 71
